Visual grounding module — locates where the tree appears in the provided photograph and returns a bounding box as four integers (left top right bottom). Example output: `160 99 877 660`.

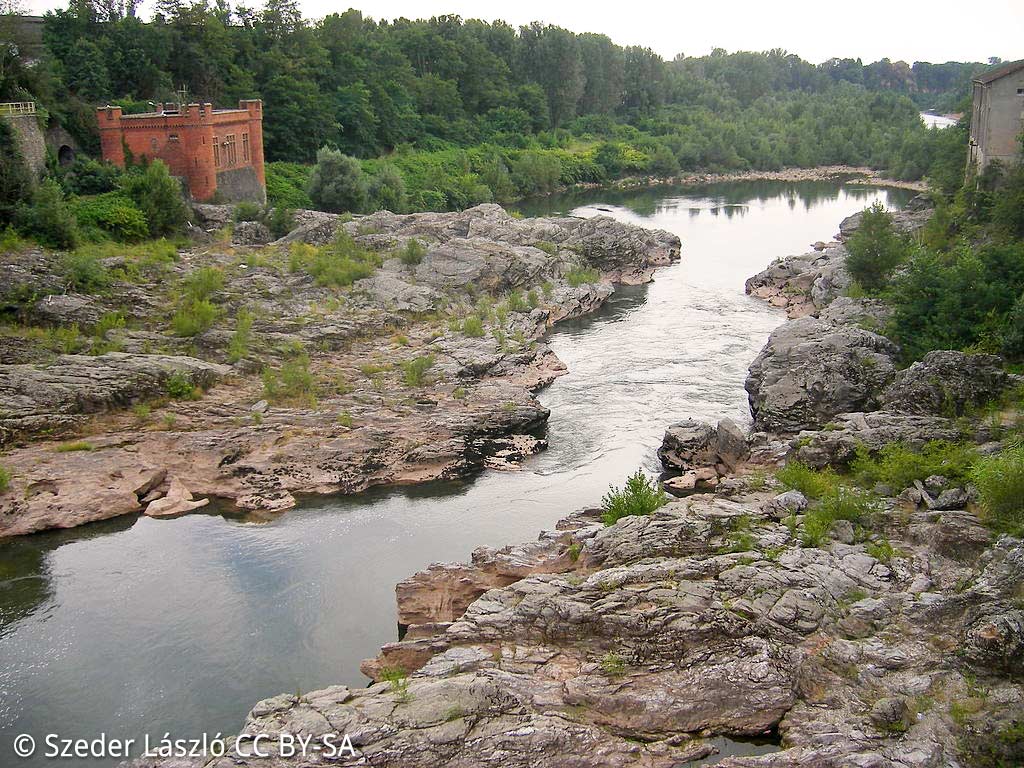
307 147 368 213
0 116 32 224
122 160 187 237
367 162 406 212
17 179 79 249
845 202 912 291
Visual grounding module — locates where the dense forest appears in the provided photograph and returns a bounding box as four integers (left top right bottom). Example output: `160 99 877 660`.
0 0 995 213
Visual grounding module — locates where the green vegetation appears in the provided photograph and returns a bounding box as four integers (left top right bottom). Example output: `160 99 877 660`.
0 465 10 493
54 441 94 452
227 308 255 364
845 202 913 292
851 441 976 490
400 355 435 387
171 266 224 337
262 353 317 406
599 652 626 677
970 440 1024 536
398 238 426 266
566 266 600 287
601 469 668 526
379 667 412 703
165 372 199 400
461 315 485 337
288 232 381 288
61 249 110 293
776 461 838 499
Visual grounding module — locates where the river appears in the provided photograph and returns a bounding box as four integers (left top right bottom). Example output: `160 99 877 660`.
0 180 913 765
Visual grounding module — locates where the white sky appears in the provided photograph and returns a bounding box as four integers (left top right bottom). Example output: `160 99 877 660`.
24 0 1024 65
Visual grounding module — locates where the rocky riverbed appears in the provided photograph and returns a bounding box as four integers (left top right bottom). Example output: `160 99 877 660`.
0 204 678 536
135 197 1023 767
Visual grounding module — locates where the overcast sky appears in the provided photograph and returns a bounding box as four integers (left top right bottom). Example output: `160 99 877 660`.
24 0 1024 65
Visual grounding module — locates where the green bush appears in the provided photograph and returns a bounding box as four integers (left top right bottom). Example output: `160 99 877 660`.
462 315 485 337
0 465 9 493
506 291 528 312
228 308 254 363
800 487 879 548
122 160 188 237
262 353 316 405
19 180 79 249
266 162 313 210
61 250 110 293
165 371 199 399
266 206 295 239
172 299 218 336
71 192 149 241
565 266 600 287
233 202 262 222
845 202 913 292
851 441 976 491
601 469 668 526
308 147 368 213
970 440 1024 535
401 355 434 387
398 238 426 266
776 461 838 499
182 266 225 302
291 231 380 287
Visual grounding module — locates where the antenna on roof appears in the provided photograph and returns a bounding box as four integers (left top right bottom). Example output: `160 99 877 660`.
176 85 189 107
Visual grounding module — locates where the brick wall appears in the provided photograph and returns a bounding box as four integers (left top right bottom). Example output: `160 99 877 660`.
96 101 266 203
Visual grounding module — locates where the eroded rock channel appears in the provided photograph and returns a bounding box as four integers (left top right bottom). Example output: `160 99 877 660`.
10 181 1007 768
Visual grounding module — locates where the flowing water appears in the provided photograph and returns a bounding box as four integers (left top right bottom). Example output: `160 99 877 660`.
0 180 912 765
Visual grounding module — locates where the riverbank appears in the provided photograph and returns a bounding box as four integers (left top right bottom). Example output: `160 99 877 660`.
557 165 930 197
155 198 1024 767
0 204 679 537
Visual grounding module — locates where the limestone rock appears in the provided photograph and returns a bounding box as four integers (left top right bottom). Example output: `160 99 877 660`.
746 317 899 433
881 350 1012 417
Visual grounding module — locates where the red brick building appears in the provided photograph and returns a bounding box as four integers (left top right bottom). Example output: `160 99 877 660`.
97 100 266 204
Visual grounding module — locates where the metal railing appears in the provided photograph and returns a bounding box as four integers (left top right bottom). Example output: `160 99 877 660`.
0 102 36 116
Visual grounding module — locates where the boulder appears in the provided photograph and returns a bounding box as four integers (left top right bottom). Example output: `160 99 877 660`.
880 350 1012 417
231 220 272 245
746 316 899 433
790 411 962 469
658 418 749 472
144 476 210 517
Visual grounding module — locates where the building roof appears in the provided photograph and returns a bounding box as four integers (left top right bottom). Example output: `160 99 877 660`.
974 59 1024 85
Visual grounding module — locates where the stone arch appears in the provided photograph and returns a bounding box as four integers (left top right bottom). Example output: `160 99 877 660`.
57 144 75 166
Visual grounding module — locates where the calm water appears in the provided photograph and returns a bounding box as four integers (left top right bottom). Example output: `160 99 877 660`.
0 181 912 765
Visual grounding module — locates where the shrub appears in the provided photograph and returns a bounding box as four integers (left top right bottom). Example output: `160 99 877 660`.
844 202 912 292
534 241 558 255
308 147 368 213
565 266 600 287
800 487 879 548
165 372 199 399
61 250 110 293
850 441 976 491
601 469 668 526
368 162 407 213
19 180 79 249
71 192 148 241
228 308 254 363
291 231 380 287
865 539 898 563
401 355 435 387
122 160 188 237
462 315 485 337
380 666 411 703
172 299 218 336
262 353 316 405
507 291 528 312
398 238 426 266
266 206 295 239
233 202 262 222
265 162 313 210
599 652 626 677
182 266 225 302
970 440 1024 535
527 289 539 308
776 461 838 499
0 465 9 493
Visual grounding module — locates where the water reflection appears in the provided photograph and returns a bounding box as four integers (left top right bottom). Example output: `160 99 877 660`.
0 181 912 766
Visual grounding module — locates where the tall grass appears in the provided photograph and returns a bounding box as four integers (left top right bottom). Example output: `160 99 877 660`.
970 440 1024 535
776 461 838 499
